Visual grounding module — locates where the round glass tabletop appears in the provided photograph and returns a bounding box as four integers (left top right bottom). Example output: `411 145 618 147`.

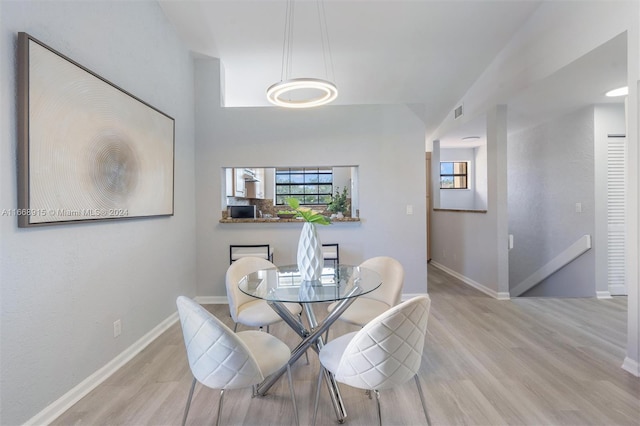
238 264 381 303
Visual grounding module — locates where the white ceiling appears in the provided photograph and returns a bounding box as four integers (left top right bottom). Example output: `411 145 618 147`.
159 0 627 146
437 31 628 149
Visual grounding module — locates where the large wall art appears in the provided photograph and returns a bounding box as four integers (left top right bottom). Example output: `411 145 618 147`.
17 32 175 227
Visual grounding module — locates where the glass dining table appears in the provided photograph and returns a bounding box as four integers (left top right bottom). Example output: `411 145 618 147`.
238 264 381 423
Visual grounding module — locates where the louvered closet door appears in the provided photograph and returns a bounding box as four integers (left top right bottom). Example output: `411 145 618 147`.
607 136 627 296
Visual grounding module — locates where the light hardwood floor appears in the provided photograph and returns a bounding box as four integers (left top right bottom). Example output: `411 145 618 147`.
52 264 639 425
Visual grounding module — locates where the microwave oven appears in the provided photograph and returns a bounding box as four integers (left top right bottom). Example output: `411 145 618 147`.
229 205 256 219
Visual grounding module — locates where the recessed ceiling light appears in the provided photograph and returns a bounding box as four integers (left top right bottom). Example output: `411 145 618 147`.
606 86 628 97
462 136 480 141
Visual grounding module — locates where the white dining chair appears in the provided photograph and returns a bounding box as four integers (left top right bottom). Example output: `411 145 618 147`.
327 256 404 327
313 295 432 426
176 296 299 426
226 256 303 332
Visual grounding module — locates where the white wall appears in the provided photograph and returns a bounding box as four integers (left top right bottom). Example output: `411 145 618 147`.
332 167 353 205
431 106 509 299
474 144 488 209
508 107 596 297
0 2 196 424
194 57 428 299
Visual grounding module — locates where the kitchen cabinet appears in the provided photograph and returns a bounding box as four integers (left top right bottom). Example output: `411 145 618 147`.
245 168 265 199
233 168 245 197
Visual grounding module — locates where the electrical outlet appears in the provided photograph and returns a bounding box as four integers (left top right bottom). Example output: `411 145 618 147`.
406 204 413 215
113 319 122 338
575 202 582 213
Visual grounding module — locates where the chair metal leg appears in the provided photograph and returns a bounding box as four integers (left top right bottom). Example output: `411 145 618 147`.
414 375 432 426
233 322 238 332
215 389 225 426
312 366 325 426
297 312 310 364
286 364 300 426
181 377 197 426
373 389 382 426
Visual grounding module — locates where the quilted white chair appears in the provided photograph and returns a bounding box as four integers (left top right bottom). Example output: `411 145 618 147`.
176 296 299 426
226 257 303 332
327 256 404 327
313 295 432 426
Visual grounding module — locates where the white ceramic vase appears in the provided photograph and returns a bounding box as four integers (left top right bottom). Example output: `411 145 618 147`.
297 222 324 281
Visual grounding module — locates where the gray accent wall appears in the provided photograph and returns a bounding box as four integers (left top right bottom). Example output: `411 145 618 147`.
508 107 596 297
0 2 196 424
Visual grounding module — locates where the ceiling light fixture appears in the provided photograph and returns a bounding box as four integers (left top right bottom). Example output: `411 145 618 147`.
267 0 338 108
461 136 480 141
606 86 628 97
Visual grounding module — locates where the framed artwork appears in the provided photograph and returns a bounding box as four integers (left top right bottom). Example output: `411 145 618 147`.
17 32 175 227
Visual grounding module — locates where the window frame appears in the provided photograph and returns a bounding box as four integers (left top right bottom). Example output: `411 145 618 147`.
439 161 469 190
275 167 333 206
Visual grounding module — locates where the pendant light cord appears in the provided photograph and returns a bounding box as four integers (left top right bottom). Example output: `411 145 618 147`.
280 0 335 83
280 0 295 82
317 0 335 84
267 0 338 108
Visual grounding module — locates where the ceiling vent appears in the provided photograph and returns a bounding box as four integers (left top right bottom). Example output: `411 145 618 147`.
454 104 463 119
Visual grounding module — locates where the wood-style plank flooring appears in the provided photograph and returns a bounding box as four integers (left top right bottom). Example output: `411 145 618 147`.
52 264 639 425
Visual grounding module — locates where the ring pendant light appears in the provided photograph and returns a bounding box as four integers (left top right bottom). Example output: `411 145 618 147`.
267 0 338 108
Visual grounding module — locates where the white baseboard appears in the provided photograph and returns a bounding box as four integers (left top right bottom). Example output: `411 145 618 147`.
596 290 613 299
608 284 628 296
195 295 229 304
24 312 179 426
431 261 510 300
621 356 640 377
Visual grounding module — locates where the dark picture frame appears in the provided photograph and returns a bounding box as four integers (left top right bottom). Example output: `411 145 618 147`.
17 32 175 227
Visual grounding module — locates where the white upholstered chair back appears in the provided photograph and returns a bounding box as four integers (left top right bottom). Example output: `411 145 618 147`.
359 256 404 307
225 256 276 323
335 295 430 390
177 296 299 426
176 296 263 389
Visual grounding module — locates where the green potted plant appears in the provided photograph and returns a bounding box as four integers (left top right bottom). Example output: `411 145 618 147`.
286 198 331 225
327 186 349 218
